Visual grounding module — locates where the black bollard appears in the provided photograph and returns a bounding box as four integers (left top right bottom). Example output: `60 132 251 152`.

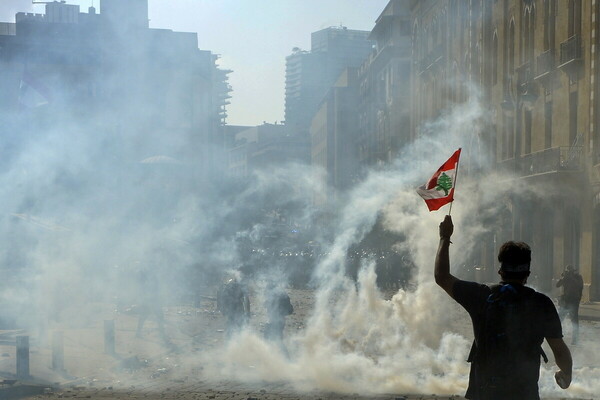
104 320 115 355
51 331 64 372
16 336 29 379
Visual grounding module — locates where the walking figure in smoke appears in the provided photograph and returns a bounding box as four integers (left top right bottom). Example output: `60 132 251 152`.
217 277 250 337
435 215 572 400
556 265 583 345
135 269 169 344
264 283 293 342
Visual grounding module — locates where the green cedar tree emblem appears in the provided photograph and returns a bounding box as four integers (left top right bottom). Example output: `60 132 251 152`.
435 172 453 196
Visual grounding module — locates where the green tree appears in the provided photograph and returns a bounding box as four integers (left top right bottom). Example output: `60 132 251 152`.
435 172 453 196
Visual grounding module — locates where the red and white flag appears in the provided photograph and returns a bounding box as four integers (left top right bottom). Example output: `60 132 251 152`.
416 148 461 211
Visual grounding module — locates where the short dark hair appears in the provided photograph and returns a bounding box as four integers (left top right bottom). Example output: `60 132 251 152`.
498 241 531 281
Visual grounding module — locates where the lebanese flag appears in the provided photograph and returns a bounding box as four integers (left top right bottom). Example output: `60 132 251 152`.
416 148 461 211
19 71 52 108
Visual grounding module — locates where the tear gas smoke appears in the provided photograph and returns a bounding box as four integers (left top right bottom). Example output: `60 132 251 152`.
1 61 598 400
196 94 600 398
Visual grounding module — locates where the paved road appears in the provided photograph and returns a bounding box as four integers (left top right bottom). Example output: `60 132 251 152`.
2 288 599 400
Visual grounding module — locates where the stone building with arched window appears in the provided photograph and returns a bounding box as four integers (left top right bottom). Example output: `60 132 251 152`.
410 0 600 301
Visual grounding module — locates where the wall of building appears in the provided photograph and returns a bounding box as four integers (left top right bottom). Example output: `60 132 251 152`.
408 0 600 300
358 0 412 168
0 1 230 184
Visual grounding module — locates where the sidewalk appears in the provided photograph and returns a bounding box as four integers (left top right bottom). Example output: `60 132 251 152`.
579 302 600 321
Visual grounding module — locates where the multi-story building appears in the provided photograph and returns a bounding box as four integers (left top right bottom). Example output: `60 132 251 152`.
285 48 324 145
358 0 413 168
409 0 600 301
310 68 361 207
0 0 231 180
488 0 593 299
285 26 374 163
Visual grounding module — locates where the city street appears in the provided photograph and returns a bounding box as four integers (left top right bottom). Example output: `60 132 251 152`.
2 1 600 399
2 288 599 400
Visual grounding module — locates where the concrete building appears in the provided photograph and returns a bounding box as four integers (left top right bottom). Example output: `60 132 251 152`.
408 0 600 301
284 26 374 162
0 0 231 180
310 68 360 207
357 0 413 168
488 0 593 300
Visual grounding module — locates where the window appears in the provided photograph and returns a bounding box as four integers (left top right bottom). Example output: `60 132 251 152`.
545 101 552 149
568 0 582 37
524 109 532 154
503 20 516 100
544 0 556 51
492 32 498 85
509 21 515 72
502 114 514 160
570 91 578 145
528 7 535 63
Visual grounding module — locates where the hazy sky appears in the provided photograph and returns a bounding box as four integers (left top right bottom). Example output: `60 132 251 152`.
0 0 389 126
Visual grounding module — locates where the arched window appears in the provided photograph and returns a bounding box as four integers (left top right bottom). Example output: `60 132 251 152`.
492 31 499 85
412 21 419 64
523 8 530 62
504 19 516 99
528 6 535 63
440 10 447 47
568 0 582 37
509 20 515 73
544 0 556 51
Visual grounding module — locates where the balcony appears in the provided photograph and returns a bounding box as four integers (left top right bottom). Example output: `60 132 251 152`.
370 44 401 72
535 49 554 81
558 35 582 72
499 146 583 177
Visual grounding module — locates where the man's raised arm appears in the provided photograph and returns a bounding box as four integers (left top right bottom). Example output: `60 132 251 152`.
435 215 458 298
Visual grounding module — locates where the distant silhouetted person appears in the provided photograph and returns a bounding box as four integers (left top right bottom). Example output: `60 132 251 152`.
434 215 572 400
264 284 293 342
556 265 584 345
135 269 168 343
217 278 250 336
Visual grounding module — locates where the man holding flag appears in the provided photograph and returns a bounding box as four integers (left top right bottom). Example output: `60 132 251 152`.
422 151 573 399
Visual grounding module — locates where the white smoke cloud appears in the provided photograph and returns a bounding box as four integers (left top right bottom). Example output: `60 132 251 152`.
193 90 600 399
0 16 598 398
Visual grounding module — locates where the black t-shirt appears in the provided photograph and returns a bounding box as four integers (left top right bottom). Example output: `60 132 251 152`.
453 280 563 400
560 273 584 303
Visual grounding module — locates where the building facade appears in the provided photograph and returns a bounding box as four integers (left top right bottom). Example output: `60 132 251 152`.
284 26 374 163
0 0 231 180
408 0 600 300
358 0 413 168
310 68 361 207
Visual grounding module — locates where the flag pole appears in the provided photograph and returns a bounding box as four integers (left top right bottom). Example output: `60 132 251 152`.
447 147 462 216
